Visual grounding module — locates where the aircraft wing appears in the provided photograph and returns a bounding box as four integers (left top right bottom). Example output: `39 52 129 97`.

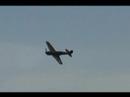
52 55 63 64
46 41 56 52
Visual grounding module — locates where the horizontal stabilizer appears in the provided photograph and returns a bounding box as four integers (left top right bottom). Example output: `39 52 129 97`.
65 49 73 57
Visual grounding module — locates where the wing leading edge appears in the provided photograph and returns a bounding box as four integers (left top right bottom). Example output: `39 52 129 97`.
46 41 56 52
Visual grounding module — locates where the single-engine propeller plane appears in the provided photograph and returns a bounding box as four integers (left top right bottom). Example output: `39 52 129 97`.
45 41 73 65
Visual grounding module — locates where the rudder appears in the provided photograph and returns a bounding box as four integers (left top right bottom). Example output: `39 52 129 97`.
65 49 73 57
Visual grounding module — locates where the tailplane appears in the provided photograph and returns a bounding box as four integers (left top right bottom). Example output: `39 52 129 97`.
65 49 73 57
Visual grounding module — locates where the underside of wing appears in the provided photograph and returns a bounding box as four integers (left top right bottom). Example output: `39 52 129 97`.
52 55 63 64
46 41 56 52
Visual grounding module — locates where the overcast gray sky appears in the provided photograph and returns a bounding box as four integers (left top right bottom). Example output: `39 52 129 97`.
0 6 130 92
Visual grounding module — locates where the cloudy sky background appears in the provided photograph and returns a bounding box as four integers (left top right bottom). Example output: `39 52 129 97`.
0 6 130 92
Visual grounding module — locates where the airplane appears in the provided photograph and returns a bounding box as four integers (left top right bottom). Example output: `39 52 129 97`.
45 41 73 65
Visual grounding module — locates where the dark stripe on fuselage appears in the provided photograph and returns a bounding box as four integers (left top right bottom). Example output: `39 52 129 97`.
46 51 67 56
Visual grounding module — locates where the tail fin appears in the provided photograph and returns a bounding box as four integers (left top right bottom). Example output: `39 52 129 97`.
65 49 73 57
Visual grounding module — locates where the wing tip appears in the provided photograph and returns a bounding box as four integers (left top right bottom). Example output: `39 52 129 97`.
46 41 49 44
59 61 63 65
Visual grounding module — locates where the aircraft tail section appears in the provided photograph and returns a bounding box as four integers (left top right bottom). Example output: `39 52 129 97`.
65 49 73 57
